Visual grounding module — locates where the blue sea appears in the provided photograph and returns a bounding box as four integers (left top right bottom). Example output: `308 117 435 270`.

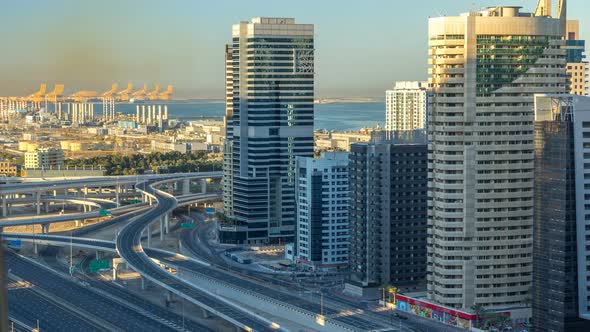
108 99 384 131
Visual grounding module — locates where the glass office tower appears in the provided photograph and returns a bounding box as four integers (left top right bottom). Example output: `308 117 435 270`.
221 18 314 244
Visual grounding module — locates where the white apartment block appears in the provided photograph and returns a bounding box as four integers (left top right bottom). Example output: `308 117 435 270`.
24 147 64 169
385 81 428 131
428 4 566 310
295 152 349 270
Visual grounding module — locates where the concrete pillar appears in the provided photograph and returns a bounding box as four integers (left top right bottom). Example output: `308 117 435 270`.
45 201 50 213
2 195 6 217
41 224 49 234
201 309 210 319
146 226 151 248
53 190 57 197
164 214 169 234
200 179 207 194
160 217 164 241
111 257 124 281
166 291 173 303
115 185 120 205
96 251 101 260
36 192 41 215
33 242 38 255
182 178 190 195
141 276 146 290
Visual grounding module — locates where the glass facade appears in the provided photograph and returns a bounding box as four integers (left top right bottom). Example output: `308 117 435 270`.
349 134 428 287
532 96 590 332
221 18 314 244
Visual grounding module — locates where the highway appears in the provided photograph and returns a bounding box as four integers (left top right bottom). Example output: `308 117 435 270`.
180 214 463 332
8 285 106 332
40 246 216 332
5 250 186 332
115 179 283 332
0 192 218 228
0 172 450 331
3 233 393 331
0 172 222 196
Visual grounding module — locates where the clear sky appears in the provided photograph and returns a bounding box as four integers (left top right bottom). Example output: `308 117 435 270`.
0 0 587 98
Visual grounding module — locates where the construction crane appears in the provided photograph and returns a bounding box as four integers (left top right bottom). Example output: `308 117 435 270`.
117 83 133 102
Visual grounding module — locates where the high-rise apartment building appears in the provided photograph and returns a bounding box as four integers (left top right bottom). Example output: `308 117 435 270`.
221 18 314 244
385 81 429 131
348 131 428 292
24 147 64 169
532 94 590 332
295 152 349 270
427 3 567 310
565 20 587 95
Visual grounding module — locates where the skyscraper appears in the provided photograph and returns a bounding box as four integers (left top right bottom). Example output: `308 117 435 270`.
385 81 428 131
427 3 567 310
347 131 428 294
532 94 590 332
221 18 314 244
565 20 587 95
295 152 349 270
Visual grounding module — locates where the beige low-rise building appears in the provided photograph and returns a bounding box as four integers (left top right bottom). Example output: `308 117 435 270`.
0 161 20 176
18 141 40 152
314 127 380 151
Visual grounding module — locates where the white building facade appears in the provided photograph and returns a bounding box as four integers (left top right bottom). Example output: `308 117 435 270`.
295 152 349 270
428 4 566 310
385 81 428 131
24 147 64 169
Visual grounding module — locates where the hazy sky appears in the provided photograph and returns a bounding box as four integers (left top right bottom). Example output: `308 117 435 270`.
0 0 587 98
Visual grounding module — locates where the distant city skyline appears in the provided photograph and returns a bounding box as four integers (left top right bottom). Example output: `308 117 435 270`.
1 0 588 98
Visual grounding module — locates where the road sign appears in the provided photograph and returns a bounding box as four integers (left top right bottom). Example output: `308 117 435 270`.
180 222 195 229
206 207 215 215
99 210 112 216
8 240 21 248
130 199 140 204
89 259 110 273
69 265 75 274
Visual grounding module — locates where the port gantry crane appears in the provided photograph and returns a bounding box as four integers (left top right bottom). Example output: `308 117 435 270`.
130 84 148 102
117 83 133 102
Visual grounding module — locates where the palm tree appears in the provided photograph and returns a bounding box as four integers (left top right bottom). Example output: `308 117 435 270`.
471 304 487 328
